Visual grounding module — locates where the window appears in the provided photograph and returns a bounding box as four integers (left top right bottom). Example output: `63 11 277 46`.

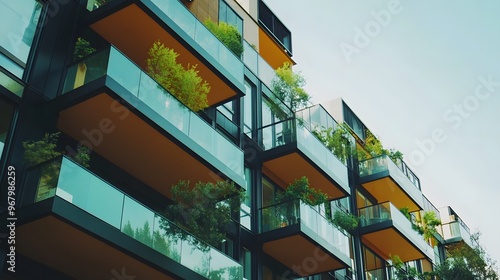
240 167 253 230
0 0 43 78
219 0 243 35
258 1 292 54
0 98 15 160
242 248 251 280
243 80 254 137
343 103 366 140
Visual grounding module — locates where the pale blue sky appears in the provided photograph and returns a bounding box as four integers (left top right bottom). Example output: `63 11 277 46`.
268 0 500 266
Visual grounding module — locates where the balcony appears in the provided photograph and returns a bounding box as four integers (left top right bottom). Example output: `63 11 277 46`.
257 1 294 69
57 46 245 197
441 220 472 247
259 119 350 199
359 155 423 212
260 200 351 276
87 0 244 106
358 202 435 263
18 156 242 279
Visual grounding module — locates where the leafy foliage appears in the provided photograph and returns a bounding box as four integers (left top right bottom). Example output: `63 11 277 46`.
332 210 359 232
417 211 441 243
23 132 91 168
160 180 244 251
434 232 499 280
356 129 404 164
73 145 91 168
23 132 62 167
391 232 499 280
313 123 353 164
204 19 243 57
390 255 425 280
73 37 95 61
269 62 310 119
275 176 328 206
147 40 210 112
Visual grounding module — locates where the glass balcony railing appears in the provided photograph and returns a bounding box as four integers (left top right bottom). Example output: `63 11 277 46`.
63 46 244 179
261 199 350 258
441 221 472 245
87 0 244 88
29 156 243 279
243 40 276 90
359 155 421 190
358 202 434 260
259 119 349 189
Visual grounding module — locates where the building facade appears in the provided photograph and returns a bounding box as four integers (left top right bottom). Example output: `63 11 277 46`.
0 0 475 279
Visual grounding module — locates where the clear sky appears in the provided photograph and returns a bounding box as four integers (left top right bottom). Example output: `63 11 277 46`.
268 0 500 267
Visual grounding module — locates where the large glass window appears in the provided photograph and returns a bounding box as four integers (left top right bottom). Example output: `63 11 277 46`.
242 248 251 280
258 1 292 54
343 103 366 141
240 167 253 230
219 0 243 35
0 0 43 77
0 99 15 160
243 80 254 137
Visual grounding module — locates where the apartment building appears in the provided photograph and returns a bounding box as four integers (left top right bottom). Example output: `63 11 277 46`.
0 0 474 279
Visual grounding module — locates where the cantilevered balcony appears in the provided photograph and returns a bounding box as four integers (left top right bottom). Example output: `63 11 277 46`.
260 200 351 276
18 156 242 280
359 155 423 212
358 202 435 263
86 0 244 106
441 219 472 247
259 119 350 199
57 46 245 197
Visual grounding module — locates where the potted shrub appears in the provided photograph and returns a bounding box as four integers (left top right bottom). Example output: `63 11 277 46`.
72 37 96 88
160 180 244 251
332 210 359 232
23 132 91 201
275 177 327 226
269 62 310 144
204 18 244 57
147 40 210 112
313 123 354 165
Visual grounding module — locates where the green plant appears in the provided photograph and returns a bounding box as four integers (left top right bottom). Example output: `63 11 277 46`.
73 37 95 61
313 123 353 164
356 129 404 165
23 132 62 167
390 254 423 280
73 145 91 168
23 132 91 167
204 19 243 57
332 210 359 232
269 62 310 120
147 40 210 112
275 176 328 206
160 180 244 251
415 211 441 244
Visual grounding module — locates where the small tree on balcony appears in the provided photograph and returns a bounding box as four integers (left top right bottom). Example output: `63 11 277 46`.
313 123 353 164
160 180 244 251
273 177 328 227
147 40 210 112
204 18 243 57
269 62 310 120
